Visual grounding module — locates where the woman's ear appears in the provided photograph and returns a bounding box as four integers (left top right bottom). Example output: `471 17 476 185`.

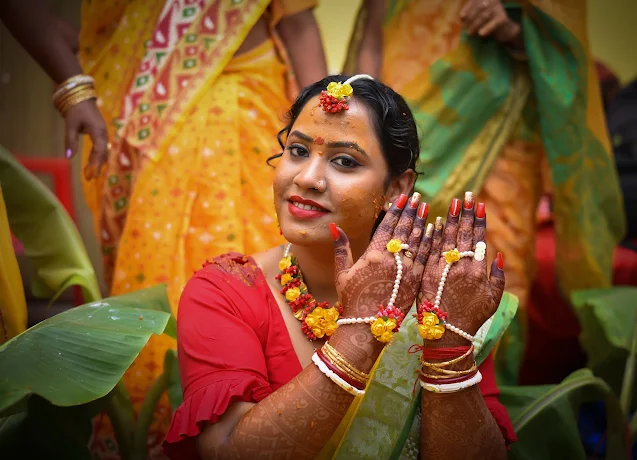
384 169 416 210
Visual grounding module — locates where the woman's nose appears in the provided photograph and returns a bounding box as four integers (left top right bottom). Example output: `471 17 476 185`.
293 157 326 192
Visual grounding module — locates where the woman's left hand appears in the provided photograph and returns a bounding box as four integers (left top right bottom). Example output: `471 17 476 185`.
460 0 520 43
417 194 506 347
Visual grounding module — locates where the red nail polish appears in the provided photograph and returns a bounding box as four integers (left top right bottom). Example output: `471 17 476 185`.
395 194 407 210
476 203 486 219
497 252 504 269
449 198 460 217
418 202 429 219
408 192 421 208
329 223 340 241
463 191 474 210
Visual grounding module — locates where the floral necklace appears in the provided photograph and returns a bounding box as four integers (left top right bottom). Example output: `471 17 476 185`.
276 244 343 341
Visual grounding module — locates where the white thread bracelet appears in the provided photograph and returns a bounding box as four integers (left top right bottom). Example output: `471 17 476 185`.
420 371 482 393
312 353 365 397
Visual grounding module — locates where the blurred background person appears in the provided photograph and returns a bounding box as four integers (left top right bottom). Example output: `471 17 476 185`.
2 0 327 457
347 0 626 382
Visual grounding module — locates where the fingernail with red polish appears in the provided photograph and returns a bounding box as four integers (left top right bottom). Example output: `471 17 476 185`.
476 202 486 219
395 194 408 210
329 223 340 242
418 202 429 219
65 149 72 159
408 192 421 208
497 252 504 269
463 191 474 210
449 198 461 217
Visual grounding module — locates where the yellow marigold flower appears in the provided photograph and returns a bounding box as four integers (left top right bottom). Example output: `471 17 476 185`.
279 256 292 271
386 239 403 253
305 306 338 338
370 317 387 337
418 312 445 340
323 307 339 322
285 287 300 302
280 274 292 285
444 249 461 264
325 323 338 336
379 331 393 343
326 82 353 100
386 318 397 332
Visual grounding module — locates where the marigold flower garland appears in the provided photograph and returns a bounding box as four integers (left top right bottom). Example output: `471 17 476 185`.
277 244 343 341
280 237 408 343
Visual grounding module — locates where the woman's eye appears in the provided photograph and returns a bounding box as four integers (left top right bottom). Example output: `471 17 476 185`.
332 156 360 169
287 145 309 157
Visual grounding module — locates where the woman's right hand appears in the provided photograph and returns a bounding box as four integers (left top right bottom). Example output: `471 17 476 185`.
64 98 110 180
330 192 431 319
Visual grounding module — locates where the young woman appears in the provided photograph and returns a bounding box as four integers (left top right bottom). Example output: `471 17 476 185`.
164 75 517 459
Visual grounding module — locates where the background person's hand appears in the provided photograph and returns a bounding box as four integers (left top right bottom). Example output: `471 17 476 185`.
460 0 520 43
64 98 109 180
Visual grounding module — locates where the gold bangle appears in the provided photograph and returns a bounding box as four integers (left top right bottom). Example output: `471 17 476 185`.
58 90 97 116
323 342 369 381
58 92 95 114
55 74 94 92
321 345 368 385
54 84 95 111
321 346 366 381
420 363 478 379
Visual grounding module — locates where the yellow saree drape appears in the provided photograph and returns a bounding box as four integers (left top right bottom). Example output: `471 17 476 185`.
79 0 315 456
0 186 27 344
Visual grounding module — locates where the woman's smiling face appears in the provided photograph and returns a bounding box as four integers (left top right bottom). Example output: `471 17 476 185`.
274 95 401 247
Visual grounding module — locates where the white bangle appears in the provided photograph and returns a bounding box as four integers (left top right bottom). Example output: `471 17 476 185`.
312 353 365 397
420 371 482 393
336 316 376 326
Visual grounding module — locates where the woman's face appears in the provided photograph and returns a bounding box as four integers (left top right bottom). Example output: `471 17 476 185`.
273 95 412 248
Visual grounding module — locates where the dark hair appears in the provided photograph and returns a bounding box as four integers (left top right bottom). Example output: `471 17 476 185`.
268 74 419 181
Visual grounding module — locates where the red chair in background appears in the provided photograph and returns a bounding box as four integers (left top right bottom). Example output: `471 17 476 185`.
12 155 84 306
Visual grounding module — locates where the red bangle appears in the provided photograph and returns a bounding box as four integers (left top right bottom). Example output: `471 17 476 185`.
316 349 366 390
418 345 472 360
419 369 478 385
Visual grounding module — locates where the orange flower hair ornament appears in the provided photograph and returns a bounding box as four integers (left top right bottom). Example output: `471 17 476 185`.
319 74 374 113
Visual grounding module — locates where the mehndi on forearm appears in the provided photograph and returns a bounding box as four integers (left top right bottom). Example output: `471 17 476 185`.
215 325 382 459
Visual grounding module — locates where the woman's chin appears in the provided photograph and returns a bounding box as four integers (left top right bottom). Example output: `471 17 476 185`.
281 222 331 246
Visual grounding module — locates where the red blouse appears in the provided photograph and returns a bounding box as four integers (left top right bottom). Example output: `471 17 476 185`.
163 253 516 459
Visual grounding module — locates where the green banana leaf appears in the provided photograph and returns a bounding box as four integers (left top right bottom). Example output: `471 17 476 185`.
0 147 101 303
571 287 637 397
500 369 628 460
0 285 172 418
165 349 183 413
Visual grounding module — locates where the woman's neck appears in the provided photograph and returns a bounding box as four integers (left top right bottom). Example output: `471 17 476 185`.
288 239 366 305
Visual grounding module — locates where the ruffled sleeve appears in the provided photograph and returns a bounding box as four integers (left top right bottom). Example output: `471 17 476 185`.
479 354 518 447
163 254 276 459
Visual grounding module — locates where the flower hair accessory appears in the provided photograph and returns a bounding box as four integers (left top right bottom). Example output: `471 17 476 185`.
319 74 374 113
